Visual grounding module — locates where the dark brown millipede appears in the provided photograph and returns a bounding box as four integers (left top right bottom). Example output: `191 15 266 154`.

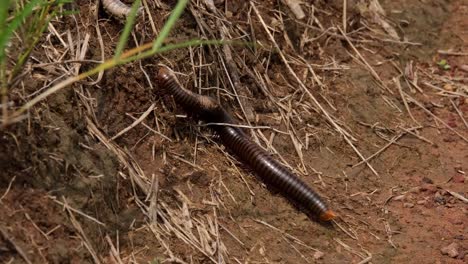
157 67 336 221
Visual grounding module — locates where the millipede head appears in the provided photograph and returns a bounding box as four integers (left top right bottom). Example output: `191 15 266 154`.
157 67 172 84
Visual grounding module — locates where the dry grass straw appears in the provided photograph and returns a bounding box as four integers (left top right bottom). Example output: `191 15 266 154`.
0 225 33 264
61 197 103 264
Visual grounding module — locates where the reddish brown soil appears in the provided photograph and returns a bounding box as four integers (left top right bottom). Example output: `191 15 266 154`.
1 0 466 263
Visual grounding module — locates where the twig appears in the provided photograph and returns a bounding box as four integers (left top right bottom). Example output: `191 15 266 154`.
404 92 468 142
0 226 33 264
343 0 347 32
105 235 124 264
63 198 102 264
24 211 49 240
450 99 468 129
332 219 358 240
353 133 404 167
446 190 468 203
49 196 106 226
254 219 320 251
126 113 172 141
111 103 155 140
0 176 16 202
422 81 467 98
394 77 419 125
398 126 433 145
334 238 372 262
437 50 468 56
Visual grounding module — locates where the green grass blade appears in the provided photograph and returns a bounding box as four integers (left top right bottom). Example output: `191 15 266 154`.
0 0 11 35
0 0 11 67
151 0 189 52
0 0 43 61
114 0 142 59
122 39 228 64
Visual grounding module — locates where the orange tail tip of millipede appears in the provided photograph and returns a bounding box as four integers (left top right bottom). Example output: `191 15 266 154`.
319 210 337 221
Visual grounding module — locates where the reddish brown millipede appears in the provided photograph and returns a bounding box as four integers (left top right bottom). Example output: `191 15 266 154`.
157 67 336 221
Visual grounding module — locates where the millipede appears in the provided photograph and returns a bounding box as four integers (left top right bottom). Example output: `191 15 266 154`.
157 66 336 221
101 0 143 19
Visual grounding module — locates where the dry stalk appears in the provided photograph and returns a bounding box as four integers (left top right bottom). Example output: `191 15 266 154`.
334 238 372 263
403 92 468 142
111 103 156 140
0 176 16 202
49 196 106 226
0 226 33 264
62 197 102 264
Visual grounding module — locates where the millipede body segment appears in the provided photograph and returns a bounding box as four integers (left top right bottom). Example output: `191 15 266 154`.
101 0 143 19
157 67 336 221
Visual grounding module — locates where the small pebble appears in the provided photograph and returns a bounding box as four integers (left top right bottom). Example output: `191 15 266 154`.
404 203 414 208
452 174 465 183
422 177 434 184
457 250 466 259
434 192 446 204
408 187 421 193
393 194 406 201
441 242 459 258
313 251 325 260
443 84 454 91
416 200 426 205
420 183 437 193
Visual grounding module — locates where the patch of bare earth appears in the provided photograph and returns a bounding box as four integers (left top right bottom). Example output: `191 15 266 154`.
0 0 466 263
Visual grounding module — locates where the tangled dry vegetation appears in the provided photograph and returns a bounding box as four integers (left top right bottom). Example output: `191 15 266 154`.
0 0 467 263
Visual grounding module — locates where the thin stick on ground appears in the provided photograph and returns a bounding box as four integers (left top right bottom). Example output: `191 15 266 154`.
446 190 468 203
403 92 468 143
334 238 372 264
437 50 468 56
105 235 124 264
126 113 172 141
398 126 433 145
343 0 347 32
62 197 102 264
332 219 358 240
352 133 404 168
394 77 419 125
450 99 468 129
49 196 106 226
0 226 33 264
254 219 321 252
0 175 15 202
111 103 155 140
